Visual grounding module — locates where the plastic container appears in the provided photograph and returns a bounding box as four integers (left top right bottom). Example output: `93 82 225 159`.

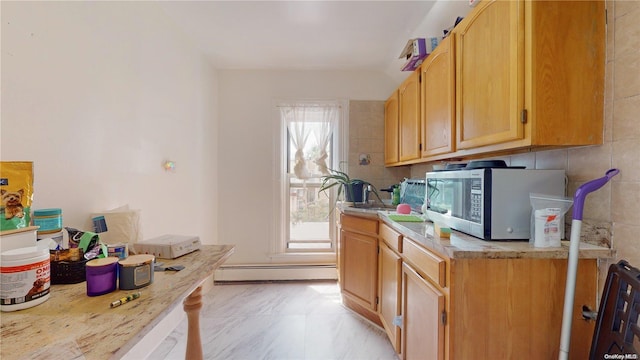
0 245 50 311
529 193 573 247
37 229 63 246
118 254 154 290
86 257 119 296
33 208 62 235
107 243 128 260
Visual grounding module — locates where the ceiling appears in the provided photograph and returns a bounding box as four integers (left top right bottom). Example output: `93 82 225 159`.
158 1 437 72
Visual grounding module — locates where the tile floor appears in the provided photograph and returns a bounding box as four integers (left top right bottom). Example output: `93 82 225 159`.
151 281 399 360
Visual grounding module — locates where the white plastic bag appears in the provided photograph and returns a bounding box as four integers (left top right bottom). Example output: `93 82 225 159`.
90 205 142 254
529 193 573 247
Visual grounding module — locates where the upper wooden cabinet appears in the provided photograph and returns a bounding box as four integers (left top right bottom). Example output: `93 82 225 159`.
384 0 605 165
398 71 421 162
454 0 605 153
455 0 524 150
385 91 400 165
421 35 456 158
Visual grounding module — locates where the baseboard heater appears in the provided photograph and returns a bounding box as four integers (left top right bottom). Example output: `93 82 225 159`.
215 264 338 282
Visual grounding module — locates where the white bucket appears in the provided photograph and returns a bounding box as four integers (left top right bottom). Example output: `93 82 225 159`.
0 245 50 311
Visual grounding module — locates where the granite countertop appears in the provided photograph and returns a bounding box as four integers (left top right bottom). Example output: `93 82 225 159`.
0 244 235 360
340 205 614 260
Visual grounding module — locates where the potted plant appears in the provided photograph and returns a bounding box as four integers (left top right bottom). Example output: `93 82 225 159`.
318 167 383 207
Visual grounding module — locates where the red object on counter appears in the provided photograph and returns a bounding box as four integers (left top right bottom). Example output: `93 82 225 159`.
396 204 411 214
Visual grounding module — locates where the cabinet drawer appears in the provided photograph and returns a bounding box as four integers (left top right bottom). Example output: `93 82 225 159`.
341 214 378 236
403 238 446 288
380 223 402 253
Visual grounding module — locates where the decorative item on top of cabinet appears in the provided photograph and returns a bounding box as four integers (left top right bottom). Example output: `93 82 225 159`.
454 0 604 154
421 35 456 158
385 90 400 165
398 70 421 162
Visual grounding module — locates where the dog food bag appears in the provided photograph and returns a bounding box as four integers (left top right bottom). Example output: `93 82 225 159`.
1 162 34 231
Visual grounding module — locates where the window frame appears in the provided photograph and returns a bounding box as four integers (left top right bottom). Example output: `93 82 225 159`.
270 99 348 262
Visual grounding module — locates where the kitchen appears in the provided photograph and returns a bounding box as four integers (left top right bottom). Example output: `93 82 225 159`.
1 0 639 359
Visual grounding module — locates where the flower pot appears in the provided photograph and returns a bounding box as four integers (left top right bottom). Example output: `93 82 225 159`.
344 182 365 203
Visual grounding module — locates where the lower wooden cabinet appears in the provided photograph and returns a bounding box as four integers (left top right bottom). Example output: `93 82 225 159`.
339 214 379 323
340 229 378 311
338 214 599 359
378 241 402 353
449 258 597 359
402 262 445 360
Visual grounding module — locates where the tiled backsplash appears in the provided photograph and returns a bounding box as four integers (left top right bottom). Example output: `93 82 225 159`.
348 100 410 200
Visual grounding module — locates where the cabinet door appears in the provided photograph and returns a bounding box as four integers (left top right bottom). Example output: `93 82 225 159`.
340 229 378 311
421 35 455 158
455 0 524 150
379 241 402 353
402 263 445 360
399 71 421 161
385 91 400 165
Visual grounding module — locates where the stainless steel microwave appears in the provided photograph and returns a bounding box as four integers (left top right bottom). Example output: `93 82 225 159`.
425 168 566 240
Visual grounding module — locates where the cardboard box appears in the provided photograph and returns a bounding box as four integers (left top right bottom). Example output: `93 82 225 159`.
399 38 427 60
133 234 201 259
401 54 428 71
399 37 441 71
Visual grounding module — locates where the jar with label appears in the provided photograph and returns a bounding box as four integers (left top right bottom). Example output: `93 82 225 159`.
33 208 63 235
1 245 51 311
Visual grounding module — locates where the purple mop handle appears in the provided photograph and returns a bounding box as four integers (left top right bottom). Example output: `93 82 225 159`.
572 169 619 221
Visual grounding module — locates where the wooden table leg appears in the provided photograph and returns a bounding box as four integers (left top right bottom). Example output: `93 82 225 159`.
183 286 203 360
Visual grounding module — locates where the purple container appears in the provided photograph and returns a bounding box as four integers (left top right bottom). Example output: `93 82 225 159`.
85 257 119 296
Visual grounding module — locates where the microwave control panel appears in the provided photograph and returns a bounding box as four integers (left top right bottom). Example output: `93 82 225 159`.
469 178 482 223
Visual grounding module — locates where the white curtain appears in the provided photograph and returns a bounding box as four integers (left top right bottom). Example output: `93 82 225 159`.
280 103 339 179
312 107 337 176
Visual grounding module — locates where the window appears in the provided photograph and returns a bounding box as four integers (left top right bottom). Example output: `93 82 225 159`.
277 101 346 254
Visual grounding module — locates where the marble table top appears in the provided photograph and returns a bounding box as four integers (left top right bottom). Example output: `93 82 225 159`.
340 205 614 260
0 244 235 360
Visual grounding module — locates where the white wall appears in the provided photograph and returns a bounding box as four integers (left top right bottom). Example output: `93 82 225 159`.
217 70 397 265
1 2 219 244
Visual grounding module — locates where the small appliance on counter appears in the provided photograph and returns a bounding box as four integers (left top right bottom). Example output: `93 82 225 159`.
134 234 201 259
425 161 566 240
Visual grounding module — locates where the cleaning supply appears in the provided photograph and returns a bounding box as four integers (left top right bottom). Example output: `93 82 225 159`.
434 223 451 239
388 214 423 222
559 169 619 360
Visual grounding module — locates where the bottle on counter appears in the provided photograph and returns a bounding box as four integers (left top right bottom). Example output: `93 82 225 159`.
392 186 400 206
